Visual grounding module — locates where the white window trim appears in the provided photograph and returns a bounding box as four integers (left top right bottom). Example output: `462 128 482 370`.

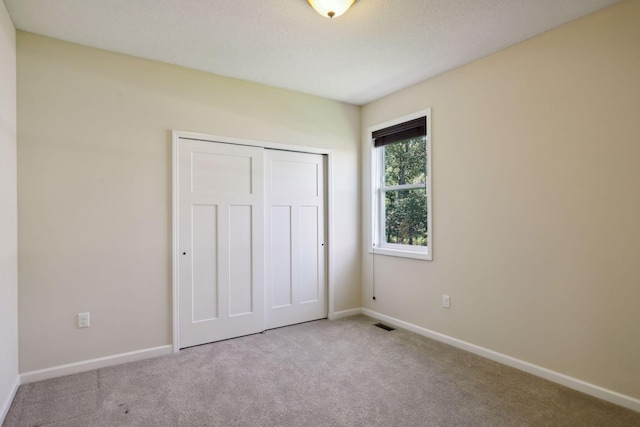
368 108 432 261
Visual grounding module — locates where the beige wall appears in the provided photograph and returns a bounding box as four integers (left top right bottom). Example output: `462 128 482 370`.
17 33 361 373
361 0 640 400
0 0 18 419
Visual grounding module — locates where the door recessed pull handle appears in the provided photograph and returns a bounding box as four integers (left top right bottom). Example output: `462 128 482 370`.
183 252 187 255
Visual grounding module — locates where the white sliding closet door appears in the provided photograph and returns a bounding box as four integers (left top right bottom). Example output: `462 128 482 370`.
178 140 264 348
265 150 327 329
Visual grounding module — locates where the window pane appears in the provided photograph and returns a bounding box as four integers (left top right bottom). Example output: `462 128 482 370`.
384 136 426 186
384 188 428 246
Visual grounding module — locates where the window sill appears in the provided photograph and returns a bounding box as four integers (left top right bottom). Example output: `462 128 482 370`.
370 246 432 261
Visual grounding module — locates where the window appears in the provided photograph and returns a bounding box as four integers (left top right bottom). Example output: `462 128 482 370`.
370 109 432 260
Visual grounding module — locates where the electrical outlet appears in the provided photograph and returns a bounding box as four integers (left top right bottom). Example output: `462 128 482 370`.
77 312 90 328
442 295 450 309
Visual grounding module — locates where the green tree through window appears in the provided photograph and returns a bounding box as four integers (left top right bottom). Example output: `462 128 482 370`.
383 137 428 246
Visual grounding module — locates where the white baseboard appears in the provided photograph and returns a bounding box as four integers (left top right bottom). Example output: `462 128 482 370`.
329 308 362 320
20 345 173 384
362 308 640 413
0 375 20 425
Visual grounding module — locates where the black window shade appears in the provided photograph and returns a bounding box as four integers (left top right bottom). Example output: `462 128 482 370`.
373 117 426 147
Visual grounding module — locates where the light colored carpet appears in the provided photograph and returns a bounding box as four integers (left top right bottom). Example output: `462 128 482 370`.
4 315 639 426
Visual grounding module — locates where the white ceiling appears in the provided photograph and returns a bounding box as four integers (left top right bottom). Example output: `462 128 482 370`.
4 0 622 105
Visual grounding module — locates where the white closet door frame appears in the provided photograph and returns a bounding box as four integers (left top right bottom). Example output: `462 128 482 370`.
172 130 335 353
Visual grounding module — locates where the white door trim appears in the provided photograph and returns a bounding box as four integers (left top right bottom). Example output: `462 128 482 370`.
172 130 334 353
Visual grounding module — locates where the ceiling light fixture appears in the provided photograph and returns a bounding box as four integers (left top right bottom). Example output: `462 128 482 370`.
307 0 356 19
